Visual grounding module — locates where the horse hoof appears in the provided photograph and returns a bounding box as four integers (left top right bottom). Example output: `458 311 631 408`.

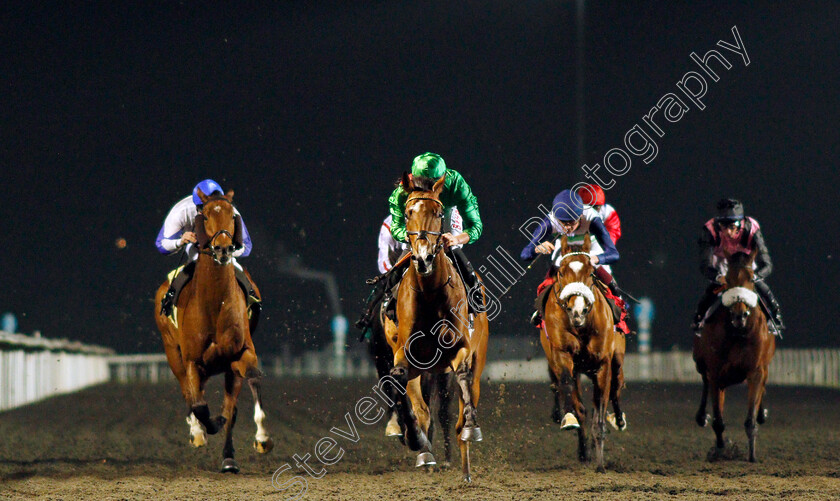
220 458 240 473
596 464 606 474
385 420 403 437
560 413 580 431
460 426 483 442
253 438 274 454
463 474 472 483
757 408 768 425
189 433 207 448
415 452 437 467
607 412 627 431
696 413 710 428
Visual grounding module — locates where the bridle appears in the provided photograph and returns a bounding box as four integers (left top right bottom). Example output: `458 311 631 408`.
404 196 446 260
195 198 240 265
553 251 596 309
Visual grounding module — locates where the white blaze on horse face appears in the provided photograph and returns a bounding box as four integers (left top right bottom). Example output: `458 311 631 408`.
568 261 584 275
254 402 269 442
571 296 586 323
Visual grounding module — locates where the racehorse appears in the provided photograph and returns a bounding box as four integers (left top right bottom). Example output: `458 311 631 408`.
154 190 273 473
693 249 776 462
388 172 489 482
373 291 456 464
540 234 625 472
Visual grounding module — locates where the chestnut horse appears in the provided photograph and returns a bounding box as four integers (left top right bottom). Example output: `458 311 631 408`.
389 173 489 482
693 249 776 462
541 234 625 472
154 190 273 473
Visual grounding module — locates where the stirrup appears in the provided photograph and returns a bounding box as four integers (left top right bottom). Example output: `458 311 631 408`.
530 311 542 327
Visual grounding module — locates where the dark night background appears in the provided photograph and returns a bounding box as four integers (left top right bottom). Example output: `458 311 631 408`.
1 2 837 354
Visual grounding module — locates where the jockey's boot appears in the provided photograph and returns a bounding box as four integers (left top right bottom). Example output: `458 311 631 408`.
530 310 542 327
755 280 786 331
161 261 195 317
233 265 262 333
450 247 486 314
691 282 720 333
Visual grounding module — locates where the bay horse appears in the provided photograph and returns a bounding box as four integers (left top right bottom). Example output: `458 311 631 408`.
541 234 625 473
154 190 273 473
693 248 776 462
389 173 489 482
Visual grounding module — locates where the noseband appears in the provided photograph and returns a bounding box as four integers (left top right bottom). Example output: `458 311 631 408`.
405 196 446 259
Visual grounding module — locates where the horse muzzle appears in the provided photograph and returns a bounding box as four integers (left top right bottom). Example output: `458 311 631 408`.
211 244 236 265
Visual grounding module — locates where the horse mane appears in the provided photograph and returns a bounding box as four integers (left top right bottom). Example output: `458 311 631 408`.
410 176 437 192
728 251 752 270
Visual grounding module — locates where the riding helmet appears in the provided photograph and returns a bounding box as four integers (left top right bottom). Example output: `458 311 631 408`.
192 179 224 206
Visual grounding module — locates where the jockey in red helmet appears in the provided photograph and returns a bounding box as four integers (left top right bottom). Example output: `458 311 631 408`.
577 183 621 245
691 198 785 333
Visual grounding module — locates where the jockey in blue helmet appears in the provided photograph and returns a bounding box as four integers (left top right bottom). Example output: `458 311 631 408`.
156 179 259 323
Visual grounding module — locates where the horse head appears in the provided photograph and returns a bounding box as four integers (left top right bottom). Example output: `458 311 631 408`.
555 234 596 328
722 248 759 329
195 188 240 266
402 172 446 277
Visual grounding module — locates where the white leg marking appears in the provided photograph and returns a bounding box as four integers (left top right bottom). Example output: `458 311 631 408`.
254 402 269 442
187 412 207 447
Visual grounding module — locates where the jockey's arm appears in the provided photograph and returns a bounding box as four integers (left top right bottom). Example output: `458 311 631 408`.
520 217 552 260
698 227 719 281
604 208 621 244
388 186 409 243
233 212 252 258
449 171 483 244
589 217 619 265
378 220 394 273
155 198 192 255
752 228 773 280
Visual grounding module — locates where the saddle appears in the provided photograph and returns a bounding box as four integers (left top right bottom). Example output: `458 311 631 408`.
534 277 630 334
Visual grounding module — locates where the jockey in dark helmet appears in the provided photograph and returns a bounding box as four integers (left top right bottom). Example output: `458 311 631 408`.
355 153 484 330
520 188 630 334
691 198 785 332
156 179 261 326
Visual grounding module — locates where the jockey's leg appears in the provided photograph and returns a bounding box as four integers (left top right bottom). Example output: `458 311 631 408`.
358 257 408 329
161 261 196 316
449 247 486 314
233 261 261 334
594 266 621 297
754 279 785 330
691 282 720 332
530 277 556 326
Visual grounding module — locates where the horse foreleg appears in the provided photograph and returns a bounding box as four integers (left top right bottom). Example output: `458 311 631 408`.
696 371 710 427
185 361 224 436
436 373 454 465
408 376 435 467
608 353 626 431
745 369 767 463
711 383 727 454
550 350 581 433
452 348 480 483
573 374 590 463
548 368 564 424
248 371 274 454
391 348 428 453
220 370 243 473
591 362 612 473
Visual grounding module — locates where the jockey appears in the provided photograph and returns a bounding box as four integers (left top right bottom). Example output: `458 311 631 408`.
156 179 259 319
691 198 785 332
521 189 628 333
577 183 621 245
355 208 463 330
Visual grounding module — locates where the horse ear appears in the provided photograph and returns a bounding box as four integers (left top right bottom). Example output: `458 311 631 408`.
401 172 413 192
581 232 592 253
225 189 234 201
196 188 209 205
432 174 446 195
560 235 570 255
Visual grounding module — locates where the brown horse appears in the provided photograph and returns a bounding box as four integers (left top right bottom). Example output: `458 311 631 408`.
154 190 273 473
693 249 776 462
388 173 489 482
540 234 625 472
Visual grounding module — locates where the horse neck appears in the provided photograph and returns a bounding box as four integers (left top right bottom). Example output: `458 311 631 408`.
194 255 237 301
